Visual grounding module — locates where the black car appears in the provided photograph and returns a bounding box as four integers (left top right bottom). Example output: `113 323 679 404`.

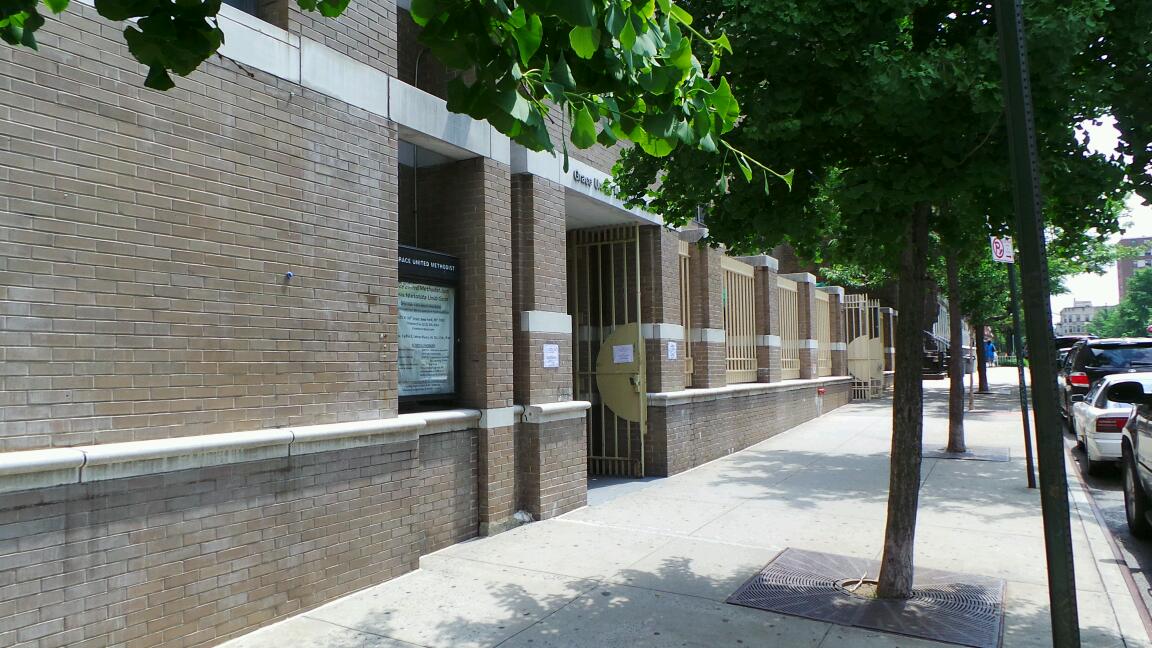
1107 380 1152 537
1058 338 1152 418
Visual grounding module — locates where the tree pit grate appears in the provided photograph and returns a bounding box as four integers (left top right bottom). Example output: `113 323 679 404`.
727 548 1005 648
923 446 1011 462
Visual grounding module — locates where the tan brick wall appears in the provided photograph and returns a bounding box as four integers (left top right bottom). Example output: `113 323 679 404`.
645 380 852 477
754 265 782 383
0 3 398 453
0 431 476 648
291 1 397 77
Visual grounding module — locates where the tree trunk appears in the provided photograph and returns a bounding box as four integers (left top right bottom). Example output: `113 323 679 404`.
974 323 991 393
946 255 966 453
877 203 931 599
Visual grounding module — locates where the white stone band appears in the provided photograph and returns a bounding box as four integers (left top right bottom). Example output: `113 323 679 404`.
757 335 782 348
800 339 819 349
521 310 573 335
691 328 726 343
734 255 779 271
818 286 845 297
642 323 685 341
830 342 848 351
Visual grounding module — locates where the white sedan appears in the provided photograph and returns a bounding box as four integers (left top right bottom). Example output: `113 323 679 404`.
1071 373 1152 474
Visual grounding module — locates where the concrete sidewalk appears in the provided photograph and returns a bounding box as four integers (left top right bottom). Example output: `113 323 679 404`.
222 368 1149 647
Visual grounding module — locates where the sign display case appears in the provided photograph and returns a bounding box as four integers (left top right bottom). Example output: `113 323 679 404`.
398 245 459 403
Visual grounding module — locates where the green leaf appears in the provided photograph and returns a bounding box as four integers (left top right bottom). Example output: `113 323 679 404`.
619 16 636 51
316 0 349 18
569 25 599 59
495 87 531 121
713 32 732 54
512 13 542 66
668 3 692 25
571 104 597 148
736 154 753 181
553 54 576 89
94 0 154 21
144 66 175 90
409 0 438 26
43 0 69 14
551 0 595 27
605 3 626 37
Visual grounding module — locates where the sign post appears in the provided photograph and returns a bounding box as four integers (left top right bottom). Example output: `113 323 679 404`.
994 0 1080 641
992 236 1036 489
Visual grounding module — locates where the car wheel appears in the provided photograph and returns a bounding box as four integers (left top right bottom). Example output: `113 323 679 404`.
1124 452 1152 539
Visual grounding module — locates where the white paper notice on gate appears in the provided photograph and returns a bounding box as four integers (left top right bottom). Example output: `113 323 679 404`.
542 344 560 368
612 344 635 364
667 341 678 360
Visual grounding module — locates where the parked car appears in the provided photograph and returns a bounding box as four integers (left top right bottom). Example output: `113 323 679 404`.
1071 373 1152 474
1058 338 1152 419
1105 380 1152 537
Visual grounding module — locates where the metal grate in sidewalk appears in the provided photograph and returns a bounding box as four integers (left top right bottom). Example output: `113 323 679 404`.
727 548 1005 648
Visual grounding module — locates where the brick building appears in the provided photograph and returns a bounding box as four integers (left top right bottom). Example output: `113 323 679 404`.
0 3 878 646
1119 236 1152 300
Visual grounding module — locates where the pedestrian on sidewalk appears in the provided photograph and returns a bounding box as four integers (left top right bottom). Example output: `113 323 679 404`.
986 339 998 367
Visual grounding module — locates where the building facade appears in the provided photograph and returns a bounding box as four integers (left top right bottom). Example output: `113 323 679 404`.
1055 300 1108 336
0 3 888 646
1118 237 1152 300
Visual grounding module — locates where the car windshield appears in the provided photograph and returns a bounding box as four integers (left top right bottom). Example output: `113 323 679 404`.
1085 345 1152 368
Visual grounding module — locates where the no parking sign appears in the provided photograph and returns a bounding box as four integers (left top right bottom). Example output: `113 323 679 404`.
990 236 1015 263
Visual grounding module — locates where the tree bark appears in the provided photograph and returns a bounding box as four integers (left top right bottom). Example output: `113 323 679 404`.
946 254 966 453
877 203 931 599
974 322 991 393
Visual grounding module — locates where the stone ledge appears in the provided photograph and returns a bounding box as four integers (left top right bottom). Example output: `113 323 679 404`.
0 410 484 494
521 401 592 424
647 376 853 407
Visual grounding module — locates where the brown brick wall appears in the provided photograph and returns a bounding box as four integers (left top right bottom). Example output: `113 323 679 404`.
0 3 398 453
645 380 852 477
688 245 725 388
640 227 685 393
516 418 586 520
0 431 476 648
754 265 781 383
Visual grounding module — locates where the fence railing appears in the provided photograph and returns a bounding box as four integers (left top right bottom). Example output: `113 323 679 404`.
815 290 832 377
679 241 694 383
778 276 800 380
722 256 757 384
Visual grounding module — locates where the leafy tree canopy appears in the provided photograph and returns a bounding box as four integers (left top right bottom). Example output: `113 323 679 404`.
1090 269 1152 337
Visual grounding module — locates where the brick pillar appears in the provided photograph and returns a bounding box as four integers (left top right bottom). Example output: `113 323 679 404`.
782 273 818 379
688 243 726 388
640 226 686 393
736 255 781 383
820 286 848 376
418 157 515 535
510 172 586 520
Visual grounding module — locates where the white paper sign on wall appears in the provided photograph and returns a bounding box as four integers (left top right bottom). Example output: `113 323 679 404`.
667 341 678 360
612 344 634 364
542 344 560 368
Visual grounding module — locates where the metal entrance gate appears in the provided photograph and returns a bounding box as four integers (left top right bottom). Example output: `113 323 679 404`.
568 226 647 477
845 294 884 400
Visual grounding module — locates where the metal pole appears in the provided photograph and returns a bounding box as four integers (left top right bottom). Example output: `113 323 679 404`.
994 0 1080 644
1008 263 1037 489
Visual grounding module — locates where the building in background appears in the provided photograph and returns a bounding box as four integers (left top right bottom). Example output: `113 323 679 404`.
1055 300 1110 336
1119 237 1152 299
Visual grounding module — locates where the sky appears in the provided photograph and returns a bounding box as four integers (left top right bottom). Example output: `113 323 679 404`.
1048 119 1152 321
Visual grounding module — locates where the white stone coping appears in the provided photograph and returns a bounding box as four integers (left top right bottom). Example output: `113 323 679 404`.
818 286 845 297
780 272 817 284
799 339 819 349
522 401 592 424
679 228 708 243
0 410 485 494
830 342 848 351
648 376 853 407
734 255 779 271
